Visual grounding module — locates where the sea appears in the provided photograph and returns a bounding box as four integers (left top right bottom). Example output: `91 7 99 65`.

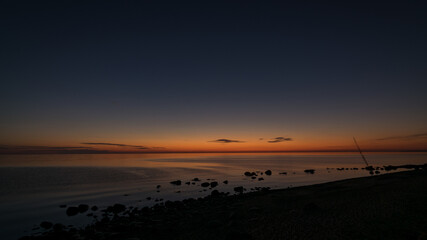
0 152 426 239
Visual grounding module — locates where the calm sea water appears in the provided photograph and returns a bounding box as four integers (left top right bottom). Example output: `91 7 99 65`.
0 152 426 239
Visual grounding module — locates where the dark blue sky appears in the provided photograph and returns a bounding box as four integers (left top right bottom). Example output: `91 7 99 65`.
1 1 426 152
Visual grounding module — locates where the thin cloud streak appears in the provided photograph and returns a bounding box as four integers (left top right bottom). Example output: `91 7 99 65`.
377 133 427 141
209 139 245 143
268 137 293 143
81 142 149 149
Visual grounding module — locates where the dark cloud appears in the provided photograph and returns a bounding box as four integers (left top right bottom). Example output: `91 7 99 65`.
268 137 293 143
9 146 91 150
81 142 149 149
209 139 245 143
0 145 103 154
377 133 427 141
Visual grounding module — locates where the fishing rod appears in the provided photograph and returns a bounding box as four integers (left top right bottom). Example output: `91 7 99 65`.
353 137 369 167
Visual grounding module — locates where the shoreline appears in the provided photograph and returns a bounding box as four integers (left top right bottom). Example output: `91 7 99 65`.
20 168 427 240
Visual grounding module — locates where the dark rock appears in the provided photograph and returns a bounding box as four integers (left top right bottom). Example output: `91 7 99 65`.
66 207 79 216
251 176 256 179
265 170 272 175
192 178 201 181
210 181 218 188
156 185 161 189
223 180 229 184
40 221 53 229
279 172 287 175
375 170 380 174
304 169 315 174
366 166 375 171
78 204 89 213
234 186 244 193
201 182 210 187
244 171 257 177
91 206 98 211
59 204 67 208
185 181 191 185
170 180 182 185
258 177 264 181
146 197 152 200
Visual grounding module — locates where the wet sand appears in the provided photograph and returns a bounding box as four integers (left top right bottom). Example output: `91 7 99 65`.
20 169 427 240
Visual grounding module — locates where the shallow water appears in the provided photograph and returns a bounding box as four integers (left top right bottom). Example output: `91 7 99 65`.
0 152 426 239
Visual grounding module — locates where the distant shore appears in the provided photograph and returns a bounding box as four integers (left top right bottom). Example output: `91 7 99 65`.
20 169 427 240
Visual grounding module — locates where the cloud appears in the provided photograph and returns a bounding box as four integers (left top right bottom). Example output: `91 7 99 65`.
0 145 103 154
81 142 149 149
209 139 245 143
377 133 427 141
268 137 293 143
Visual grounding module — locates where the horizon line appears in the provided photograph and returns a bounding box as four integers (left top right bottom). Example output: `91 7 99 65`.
1 149 427 154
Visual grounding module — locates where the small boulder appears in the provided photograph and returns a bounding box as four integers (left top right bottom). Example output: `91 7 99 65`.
223 180 229 184
211 190 220 197
66 207 79 216
258 177 264 181
304 169 315 174
201 182 210 187
170 180 182 185
265 170 272 175
78 204 89 213
91 206 98 211
210 181 218 188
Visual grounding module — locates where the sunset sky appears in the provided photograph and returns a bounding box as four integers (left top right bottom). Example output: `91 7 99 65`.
1 1 426 153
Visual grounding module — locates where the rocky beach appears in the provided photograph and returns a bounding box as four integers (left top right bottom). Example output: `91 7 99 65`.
19 167 427 240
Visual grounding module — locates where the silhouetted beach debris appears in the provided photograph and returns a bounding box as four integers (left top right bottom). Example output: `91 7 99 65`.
375 171 380 174
223 180 228 184
170 180 182 185
244 171 257 177
185 181 191 185
304 169 315 174
265 170 272 175
383 163 427 171
201 182 210 187
251 176 256 179
258 177 264 181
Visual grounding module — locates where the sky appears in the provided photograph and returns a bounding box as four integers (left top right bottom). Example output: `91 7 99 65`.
1 1 426 153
